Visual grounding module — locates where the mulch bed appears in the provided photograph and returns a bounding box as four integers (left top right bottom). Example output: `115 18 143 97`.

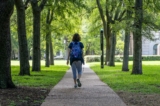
117 91 160 106
0 87 50 106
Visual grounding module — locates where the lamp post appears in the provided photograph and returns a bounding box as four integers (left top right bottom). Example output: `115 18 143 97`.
100 29 104 68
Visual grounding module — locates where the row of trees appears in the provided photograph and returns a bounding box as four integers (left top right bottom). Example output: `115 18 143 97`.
94 0 160 74
0 0 85 88
1 0 160 88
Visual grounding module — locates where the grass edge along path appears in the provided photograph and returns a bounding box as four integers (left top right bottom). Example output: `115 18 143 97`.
90 61 160 94
11 65 69 88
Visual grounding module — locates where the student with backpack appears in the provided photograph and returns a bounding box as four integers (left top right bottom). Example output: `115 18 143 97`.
66 33 84 88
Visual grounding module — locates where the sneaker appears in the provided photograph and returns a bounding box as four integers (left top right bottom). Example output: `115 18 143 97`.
77 79 81 87
74 84 77 88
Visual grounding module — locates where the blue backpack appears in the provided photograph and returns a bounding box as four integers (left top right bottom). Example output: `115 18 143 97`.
70 42 82 60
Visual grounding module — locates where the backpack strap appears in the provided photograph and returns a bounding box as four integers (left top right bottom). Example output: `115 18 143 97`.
72 41 80 48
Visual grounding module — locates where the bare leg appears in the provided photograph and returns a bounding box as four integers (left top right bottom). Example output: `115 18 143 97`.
74 79 76 85
78 74 81 79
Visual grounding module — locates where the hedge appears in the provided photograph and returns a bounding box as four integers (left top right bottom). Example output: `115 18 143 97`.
84 55 160 62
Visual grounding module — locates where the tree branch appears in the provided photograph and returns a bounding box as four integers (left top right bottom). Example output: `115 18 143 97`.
49 9 54 24
114 1 122 21
40 0 48 11
96 0 106 24
118 10 126 22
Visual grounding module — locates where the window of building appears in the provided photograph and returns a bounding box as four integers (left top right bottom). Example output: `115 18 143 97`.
153 44 158 55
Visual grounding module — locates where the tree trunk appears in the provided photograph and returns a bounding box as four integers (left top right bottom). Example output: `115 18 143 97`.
105 23 111 65
132 0 143 74
122 30 130 71
50 35 54 65
15 0 30 75
31 2 41 71
45 10 50 67
85 43 91 55
108 32 116 66
45 9 54 66
0 0 15 88
46 9 54 65
45 32 50 67
31 0 47 71
122 10 131 71
12 50 16 59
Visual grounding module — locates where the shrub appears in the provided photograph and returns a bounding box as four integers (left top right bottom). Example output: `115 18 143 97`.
128 55 160 61
85 55 101 62
84 55 160 62
141 55 160 61
85 55 122 62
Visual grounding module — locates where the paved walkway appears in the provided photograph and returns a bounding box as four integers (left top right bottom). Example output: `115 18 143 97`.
41 65 126 106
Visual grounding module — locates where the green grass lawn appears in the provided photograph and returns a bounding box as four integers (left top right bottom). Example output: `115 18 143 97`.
11 60 160 94
89 61 160 94
11 60 69 88
11 60 67 66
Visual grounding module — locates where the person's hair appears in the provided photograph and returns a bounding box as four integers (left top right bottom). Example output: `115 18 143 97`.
72 33 81 42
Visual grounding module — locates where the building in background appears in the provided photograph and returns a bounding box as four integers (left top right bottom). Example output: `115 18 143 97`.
129 31 160 55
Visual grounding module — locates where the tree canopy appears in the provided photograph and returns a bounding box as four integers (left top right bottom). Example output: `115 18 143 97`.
1 0 160 88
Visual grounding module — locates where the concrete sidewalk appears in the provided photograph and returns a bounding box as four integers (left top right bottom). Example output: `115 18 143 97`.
41 65 126 106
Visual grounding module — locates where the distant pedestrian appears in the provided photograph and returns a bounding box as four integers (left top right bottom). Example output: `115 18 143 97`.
67 33 84 88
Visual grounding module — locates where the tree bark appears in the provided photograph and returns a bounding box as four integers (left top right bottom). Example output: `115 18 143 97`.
45 32 50 67
32 8 41 71
45 10 50 67
15 0 30 75
106 23 111 65
0 0 15 88
30 0 47 71
50 36 54 65
12 50 16 59
122 30 130 71
45 9 54 66
108 32 116 66
122 9 131 71
132 0 143 74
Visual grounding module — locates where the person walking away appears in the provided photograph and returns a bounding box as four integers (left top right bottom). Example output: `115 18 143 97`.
66 33 84 88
